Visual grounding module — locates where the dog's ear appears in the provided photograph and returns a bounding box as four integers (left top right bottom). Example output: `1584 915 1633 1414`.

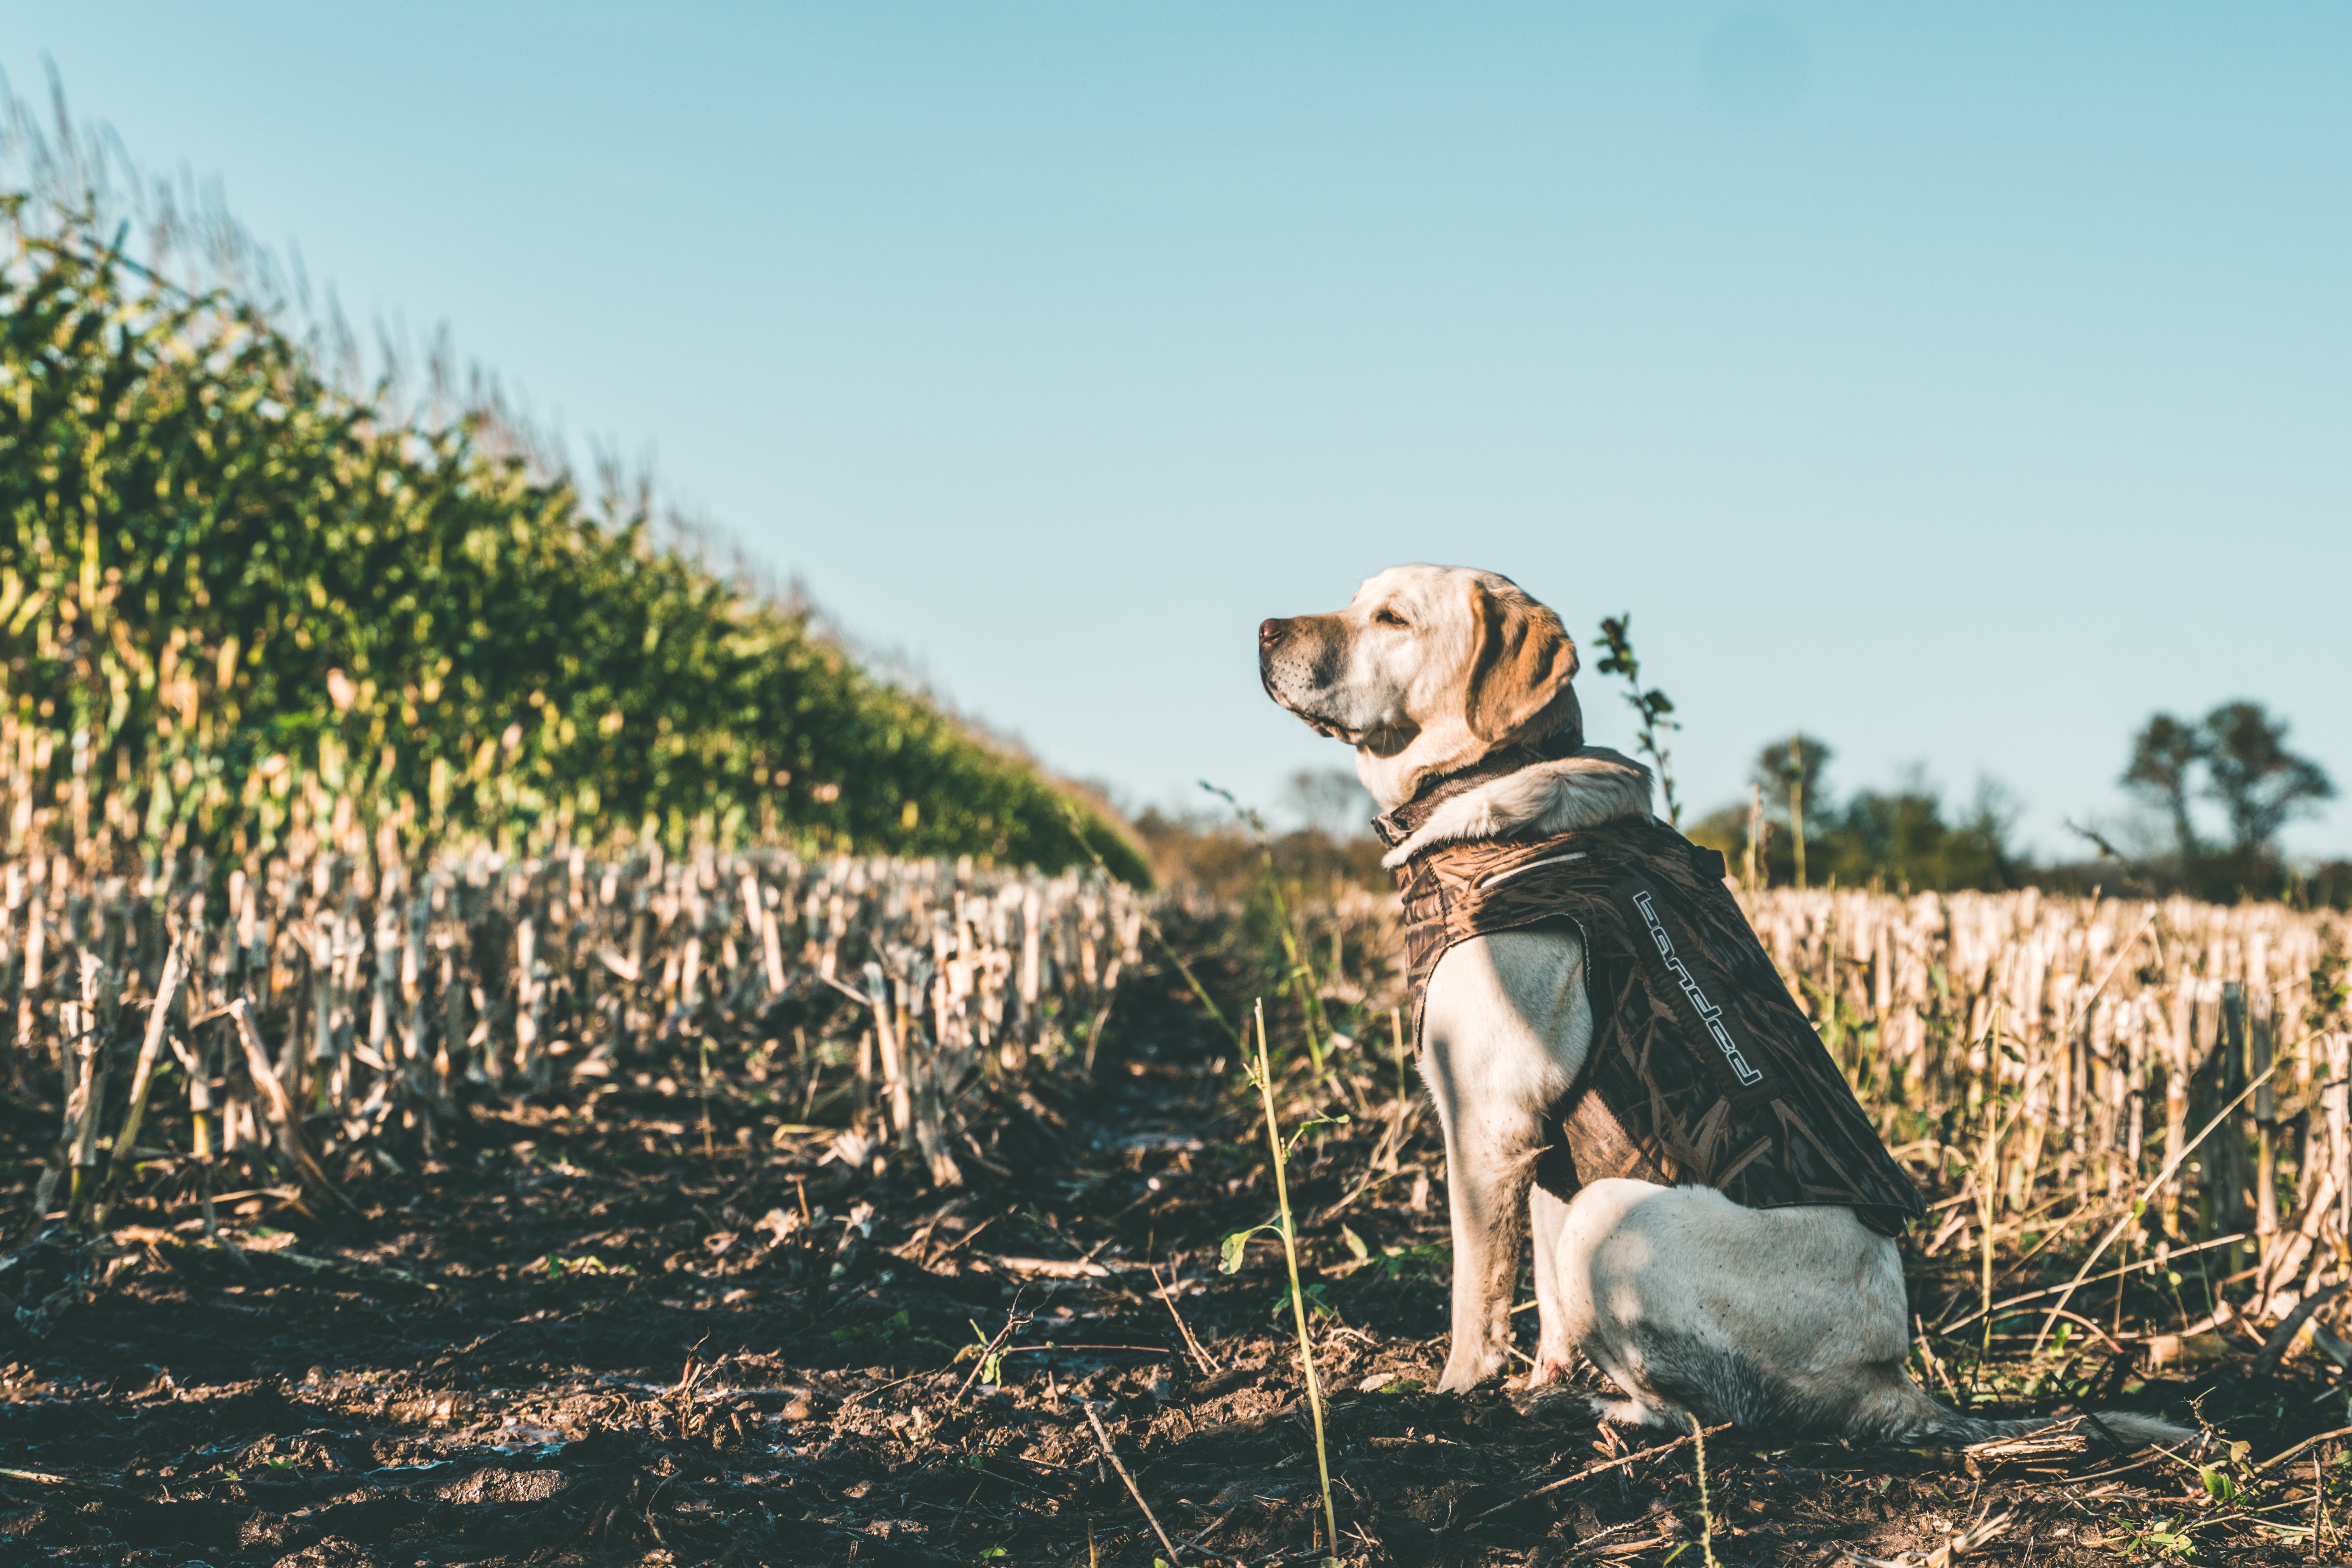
1463 580 1579 747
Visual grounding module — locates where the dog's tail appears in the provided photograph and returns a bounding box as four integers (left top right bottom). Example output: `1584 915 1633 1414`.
1860 1378 2195 1451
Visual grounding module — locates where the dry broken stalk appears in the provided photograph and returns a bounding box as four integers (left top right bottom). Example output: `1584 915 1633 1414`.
1848 1505 2013 1568
89 936 188 1230
1472 1423 1734 1521
1149 1263 1219 1376
226 999 342 1204
953 1306 1028 1405
2033 1059 2280 1351
61 953 106 1218
1080 1400 1186 1567
3 838 1145 1234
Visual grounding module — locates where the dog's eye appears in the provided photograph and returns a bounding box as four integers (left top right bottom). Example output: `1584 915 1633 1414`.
1373 609 1408 629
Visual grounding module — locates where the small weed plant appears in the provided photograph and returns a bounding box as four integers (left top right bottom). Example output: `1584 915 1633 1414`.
1220 1000 1342 1566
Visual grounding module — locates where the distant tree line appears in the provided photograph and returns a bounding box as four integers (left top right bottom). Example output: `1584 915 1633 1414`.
1684 702 2341 907
1154 690 2341 910
1575 613 2342 906
1687 737 2025 895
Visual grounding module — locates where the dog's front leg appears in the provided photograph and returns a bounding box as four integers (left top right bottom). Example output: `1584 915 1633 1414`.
1430 1093 1540 1392
1419 928 1591 1393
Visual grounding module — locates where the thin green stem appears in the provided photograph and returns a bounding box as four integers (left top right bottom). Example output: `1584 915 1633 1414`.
1230 791 1328 1068
1253 999 1338 1558
1690 1414 1722 1568
1390 1006 1408 1104
1199 783 1331 1073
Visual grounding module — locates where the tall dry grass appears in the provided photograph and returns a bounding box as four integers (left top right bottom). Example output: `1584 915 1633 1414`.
1739 887 2352 1332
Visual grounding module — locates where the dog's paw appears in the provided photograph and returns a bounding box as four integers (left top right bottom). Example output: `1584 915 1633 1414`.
1590 1394 1683 1432
1508 1382 1591 1420
1435 1350 1510 1395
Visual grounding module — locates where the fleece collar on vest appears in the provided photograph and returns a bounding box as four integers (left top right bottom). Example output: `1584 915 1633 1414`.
1369 734 1653 870
1368 725 1584 846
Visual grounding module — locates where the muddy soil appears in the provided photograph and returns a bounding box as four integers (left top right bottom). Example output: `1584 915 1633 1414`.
2 970 2345 1566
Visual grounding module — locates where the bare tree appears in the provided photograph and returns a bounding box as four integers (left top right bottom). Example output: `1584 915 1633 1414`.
2201 701 2334 856
2123 702 2332 865
2123 713 2207 860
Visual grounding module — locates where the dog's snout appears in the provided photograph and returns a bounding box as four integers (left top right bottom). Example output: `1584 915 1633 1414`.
1259 617 1288 650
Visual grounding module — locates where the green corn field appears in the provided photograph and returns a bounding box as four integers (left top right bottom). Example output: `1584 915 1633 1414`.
0 162 1146 885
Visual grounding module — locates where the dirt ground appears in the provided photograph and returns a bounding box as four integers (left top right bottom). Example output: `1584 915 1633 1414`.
4 967 2349 1566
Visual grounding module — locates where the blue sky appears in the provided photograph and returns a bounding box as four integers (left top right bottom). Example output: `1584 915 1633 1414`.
5 5 2346 854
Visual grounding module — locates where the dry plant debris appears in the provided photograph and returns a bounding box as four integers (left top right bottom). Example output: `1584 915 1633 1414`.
7 967 2352 1566
4 834 2352 1564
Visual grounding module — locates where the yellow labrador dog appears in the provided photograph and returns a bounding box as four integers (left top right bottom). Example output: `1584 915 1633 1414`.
1259 564 2187 1446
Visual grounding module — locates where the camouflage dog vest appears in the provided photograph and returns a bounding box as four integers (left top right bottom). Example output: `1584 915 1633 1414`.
1377 807 1924 1237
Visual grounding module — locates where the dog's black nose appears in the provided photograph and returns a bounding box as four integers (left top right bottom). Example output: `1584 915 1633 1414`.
1259 618 1287 649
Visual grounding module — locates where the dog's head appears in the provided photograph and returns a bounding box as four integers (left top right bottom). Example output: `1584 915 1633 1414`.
1258 564 1581 809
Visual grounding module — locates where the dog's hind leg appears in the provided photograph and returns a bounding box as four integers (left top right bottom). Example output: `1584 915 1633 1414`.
1540 1180 1909 1434
1543 1181 2197 1446
1527 1183 1576 1387
1537 1179 1698 1428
